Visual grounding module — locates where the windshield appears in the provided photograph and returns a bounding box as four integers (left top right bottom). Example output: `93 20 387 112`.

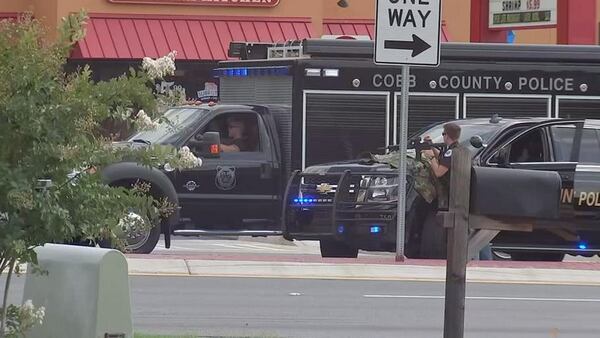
127 107 208 144
414 123 500 150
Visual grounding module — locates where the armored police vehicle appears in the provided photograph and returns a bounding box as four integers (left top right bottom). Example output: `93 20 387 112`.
102 39 600 260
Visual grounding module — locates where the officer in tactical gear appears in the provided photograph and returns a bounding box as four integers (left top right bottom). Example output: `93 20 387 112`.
418 122 461 213
422 122 493 260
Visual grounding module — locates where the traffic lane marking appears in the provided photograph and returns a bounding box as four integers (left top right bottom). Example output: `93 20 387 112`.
363 295 600 302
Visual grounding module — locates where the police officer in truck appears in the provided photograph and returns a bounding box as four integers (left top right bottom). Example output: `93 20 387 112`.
219 115 259 153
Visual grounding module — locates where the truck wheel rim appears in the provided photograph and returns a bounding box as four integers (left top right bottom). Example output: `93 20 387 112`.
119 211 152 251
492 250 511 260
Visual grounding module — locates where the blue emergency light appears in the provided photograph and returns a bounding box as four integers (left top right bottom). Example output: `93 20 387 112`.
579 243 588 250
292 196 333 204
213 66 290 78
370 226 382 234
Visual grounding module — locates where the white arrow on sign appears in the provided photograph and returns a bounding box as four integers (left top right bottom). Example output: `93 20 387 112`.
374 0 442 66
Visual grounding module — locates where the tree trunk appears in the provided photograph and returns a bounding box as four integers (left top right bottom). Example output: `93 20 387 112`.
0 259 16 338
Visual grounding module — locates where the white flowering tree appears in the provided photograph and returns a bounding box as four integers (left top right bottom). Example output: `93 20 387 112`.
0 11 201 337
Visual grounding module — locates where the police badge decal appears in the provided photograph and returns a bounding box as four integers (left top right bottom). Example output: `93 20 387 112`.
215 166 237 191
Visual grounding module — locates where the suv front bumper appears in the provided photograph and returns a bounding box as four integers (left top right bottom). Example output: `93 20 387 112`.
282 169 402 248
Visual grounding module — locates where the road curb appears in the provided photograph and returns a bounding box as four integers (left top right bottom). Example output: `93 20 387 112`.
124 257 600 286
130 252 600 270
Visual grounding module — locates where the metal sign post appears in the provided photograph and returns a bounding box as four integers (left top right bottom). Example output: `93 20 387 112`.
395 65 410 261
374 0 442 260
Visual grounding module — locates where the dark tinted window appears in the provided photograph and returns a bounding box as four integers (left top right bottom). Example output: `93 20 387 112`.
550 125 600 163
550 124 578 162
580 129 600 163
508 129 546 163
194 112 262 154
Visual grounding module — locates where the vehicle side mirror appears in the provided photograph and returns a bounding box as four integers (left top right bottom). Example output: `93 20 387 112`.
470 135 485 149
190 131 221 158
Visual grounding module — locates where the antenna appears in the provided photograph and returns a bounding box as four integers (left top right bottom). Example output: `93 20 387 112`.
489 113 502 123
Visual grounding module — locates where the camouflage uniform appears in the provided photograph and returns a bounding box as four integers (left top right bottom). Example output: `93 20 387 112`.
371 151 448 208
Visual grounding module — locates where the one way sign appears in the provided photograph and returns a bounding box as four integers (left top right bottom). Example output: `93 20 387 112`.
374 0 442 66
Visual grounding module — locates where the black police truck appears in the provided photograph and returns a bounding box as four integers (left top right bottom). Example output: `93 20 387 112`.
101 39 600 260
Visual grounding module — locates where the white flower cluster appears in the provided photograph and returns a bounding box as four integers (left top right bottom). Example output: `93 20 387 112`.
134 109 159 130
142 51 177 80
178 146 203 168
3 300 46 336
117 212 146 234
22 300 45 325
120 107 133 121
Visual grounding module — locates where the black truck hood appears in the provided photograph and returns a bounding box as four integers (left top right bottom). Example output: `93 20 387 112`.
111 140 152 151
302 159 395 175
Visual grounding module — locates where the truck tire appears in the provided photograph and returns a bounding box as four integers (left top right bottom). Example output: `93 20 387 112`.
107 181 164 254
118 209 162 254
319 240 359 258
419 211 447 259
510 252 565 262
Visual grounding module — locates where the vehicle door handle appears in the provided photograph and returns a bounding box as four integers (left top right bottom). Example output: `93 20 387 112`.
260 163 272 179
560 173 573 180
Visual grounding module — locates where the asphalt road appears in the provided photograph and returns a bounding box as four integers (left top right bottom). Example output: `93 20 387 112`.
4 274 600 338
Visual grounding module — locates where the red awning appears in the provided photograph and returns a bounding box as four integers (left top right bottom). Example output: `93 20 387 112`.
0 13 19 20
71 14 313 61
323 19 451 42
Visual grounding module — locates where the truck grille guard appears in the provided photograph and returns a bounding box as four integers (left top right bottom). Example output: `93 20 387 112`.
281 169 405 240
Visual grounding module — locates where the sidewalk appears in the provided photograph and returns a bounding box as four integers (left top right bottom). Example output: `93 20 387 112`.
125 254 600 286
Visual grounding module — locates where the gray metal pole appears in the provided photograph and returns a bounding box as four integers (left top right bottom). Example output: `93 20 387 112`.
395 65 410 262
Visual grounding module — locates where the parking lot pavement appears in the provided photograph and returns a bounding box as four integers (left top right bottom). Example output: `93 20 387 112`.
153 235 600 262
153 236 321 255
564 255 600 262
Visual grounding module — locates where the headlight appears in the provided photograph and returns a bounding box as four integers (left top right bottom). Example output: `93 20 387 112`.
372 177 388 186
358 175 399 202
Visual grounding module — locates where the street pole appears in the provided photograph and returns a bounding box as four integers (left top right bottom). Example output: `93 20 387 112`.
395 65 410 262
443 146 472 338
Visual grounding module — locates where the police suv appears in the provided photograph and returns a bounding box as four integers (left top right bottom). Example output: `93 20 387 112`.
282 116 600 261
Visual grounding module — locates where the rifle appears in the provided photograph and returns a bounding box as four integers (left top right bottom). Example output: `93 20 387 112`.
382 137 446 161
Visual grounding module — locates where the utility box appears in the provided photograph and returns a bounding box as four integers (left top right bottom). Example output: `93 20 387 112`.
22 243 133 338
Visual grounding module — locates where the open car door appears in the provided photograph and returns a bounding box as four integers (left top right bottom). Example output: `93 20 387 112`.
573 119 600 227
